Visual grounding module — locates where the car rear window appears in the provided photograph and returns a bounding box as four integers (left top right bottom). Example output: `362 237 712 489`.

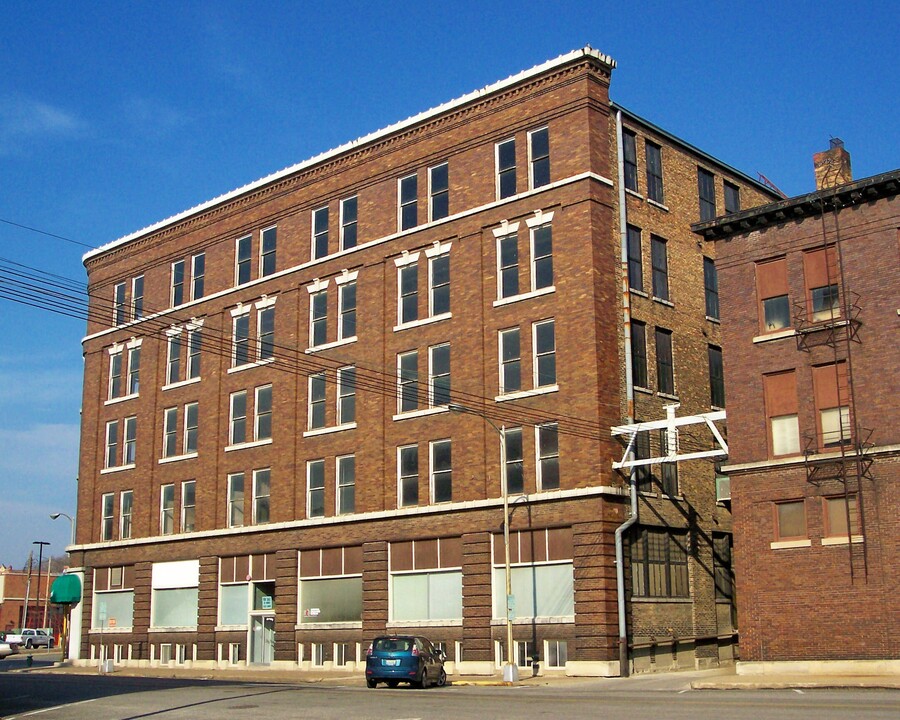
374 638 413 652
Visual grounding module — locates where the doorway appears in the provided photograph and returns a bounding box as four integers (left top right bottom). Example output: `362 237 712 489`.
250 614 275 665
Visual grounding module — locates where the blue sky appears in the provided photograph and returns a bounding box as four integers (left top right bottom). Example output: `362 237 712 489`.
0 1 897 566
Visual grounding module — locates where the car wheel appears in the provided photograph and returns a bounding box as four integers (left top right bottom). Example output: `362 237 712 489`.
417 668 428 689
366 678 377 688
386 680 399 688
436 667 447 687
49 640 55 649
25 640 32 649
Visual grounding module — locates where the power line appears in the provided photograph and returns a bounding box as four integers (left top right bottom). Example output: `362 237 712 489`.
0 218 97 250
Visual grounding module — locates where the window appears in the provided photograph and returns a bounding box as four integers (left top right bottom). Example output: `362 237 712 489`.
498 232 519 298
490 536 573 619
151 560 199 629
529 127 550 189
724 181 740 214
774 500 806 541
634 429 652 492
163 407 177 458
645 141 664 203
429 252 450 316
171 260 185 306
698 167 716 221
622 129 638 192
708 345 725 408
308 373 326 430
236 235 252 285
337 455 355 515
631 321 648 388
658 429 678 496
255 384 272 441
160 484 175 535
230 391 247 444
120 490 133 539
398 444 418 507
166 333 181 385
399 262 418 323
131 276 144 320
631 527 689 598
429 163 449 221
105 420 119 469
310 290 327 347
101 493 114 541
823 495 859 538
260 226 276 277
703 257 719 320
397 351 418 413
533 319 556 387
338 280 357 340
650 235 669 301
546 640 568 669
537 423 559 491
756 257 790 332
496 138 516 199
430 439 452 503
181 481 195 533
504 427 524 495
113 282 126 325
191 253 205 300
712 534 733 600
655 328 674 395
108 349 123 400
312 206 329 259
499 328 521 394
531 224 553 290
187 327 201 380
340 196 357 250
253 468 270 524
257 306 275 361
813 363 850 447
227 473 244 528
183 402 198 454
626 225 643 292
390 539 463 622
804 247 840 322
307 460 325 518
337 366 356 424
232 311 250 366
122 415 136 465
429 343 450 406
93 567 135 629
764 371 800 457
399 174 418 230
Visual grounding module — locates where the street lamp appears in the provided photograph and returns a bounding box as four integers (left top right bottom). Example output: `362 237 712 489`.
448 403 519 683
32 541 50 629
50 512 76 548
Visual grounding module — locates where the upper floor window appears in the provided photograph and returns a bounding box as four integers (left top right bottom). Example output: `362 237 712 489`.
338 278 357 340
227 472 244 528
756 258 790 333
631 527 689 598
503 427 524 495
429 163 449 221
398 444 418 508
396 252 419 325
534 319 556 387
120 490 133 539
181 480 196 533
229 390 248 444
309 287 328 348
428 249 450 316
340 196 357 251
764 370 800 457
260 226 276 277
101 493 115 541
160 484 175 535
337 366 356 425
650 235 669 301
708 345 725 408
430 439 452 503
123 416 137 465
252 468 271 524
530 223 553 291
131 276 144 320
257 305 275 361
307 460 325 518
312 206 329 260
622 129 638 192
308 373 326 430
497 230 519 299
499 328 521 395
703 257 719 320
823 495 859 539
774 500 806 542
626 225 643 292
645 141 664 203
187 326 202 380
528 127 550 189
630 320 648 389
184 401 199 454
397 351 418 413
428 343 451 407
399 174 418 231
698 167 716 221
724 181 740 214
113 282 126 325
166 331 182 385
812 362 851 448
105 420 119 469
655 328 674 395
337 455 355 515
803 246 840 322
108 341 142 400
232 310 251 366
537 423 559 491
172 260 185 307
191 253 205 300
236 235 252 285
496 138 516 199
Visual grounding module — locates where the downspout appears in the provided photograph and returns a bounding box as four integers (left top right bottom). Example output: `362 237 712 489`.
613 108 639 677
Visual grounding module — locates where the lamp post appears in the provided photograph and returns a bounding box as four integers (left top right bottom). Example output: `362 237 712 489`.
50 512 76 548
448 403 518 683
32 541 49 629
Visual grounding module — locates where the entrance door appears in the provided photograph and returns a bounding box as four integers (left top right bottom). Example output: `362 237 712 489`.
250 614 275 665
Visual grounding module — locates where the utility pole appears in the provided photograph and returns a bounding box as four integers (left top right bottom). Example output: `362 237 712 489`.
32 541 49 629
21 550 33 628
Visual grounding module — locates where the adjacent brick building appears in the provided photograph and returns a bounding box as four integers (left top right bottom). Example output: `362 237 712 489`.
694 144 900 672
68 47 776 675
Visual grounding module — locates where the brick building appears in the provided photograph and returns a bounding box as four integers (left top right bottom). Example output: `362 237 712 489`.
69 47 776 675
0 565 61 633
694 144 900 673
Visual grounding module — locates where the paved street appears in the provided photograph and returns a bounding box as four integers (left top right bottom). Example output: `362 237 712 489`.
1 671 897 720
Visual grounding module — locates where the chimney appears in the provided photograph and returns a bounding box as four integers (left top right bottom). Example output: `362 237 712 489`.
813 138 852 190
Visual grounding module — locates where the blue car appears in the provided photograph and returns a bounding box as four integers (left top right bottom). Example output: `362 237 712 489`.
365 635 447 688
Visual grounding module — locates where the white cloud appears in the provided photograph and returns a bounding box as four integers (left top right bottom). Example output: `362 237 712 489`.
0 95 86 155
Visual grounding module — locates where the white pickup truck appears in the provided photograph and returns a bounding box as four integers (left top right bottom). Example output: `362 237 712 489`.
3 628 54 649
0 633 20 659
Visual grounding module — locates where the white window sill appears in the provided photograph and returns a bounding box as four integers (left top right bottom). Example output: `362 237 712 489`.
303 422 357 438
89 626 133 633
148 626 198 633
493 286 555 308
658 392 679 401
634 386 653 395
228 358 275 374
495 385 559 402
214 625 248 631
625 188 644 200
647 199 669 212
105 393 139 406
158 452 198 465
101 463 135 475
630 597 691 604
821 535 864 546
652 297 674 307
491 616 575 625
162 377 201 391
394 312 452 333
387 619 463 628
392 406 449 421
753 328 795 344
705 316 721 324
225 438 273 452
770 539 812 550
305 337 357 354
296 621 363 630
629 289 648 298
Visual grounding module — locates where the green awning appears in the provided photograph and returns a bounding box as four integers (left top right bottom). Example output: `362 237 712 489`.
50 574 82 605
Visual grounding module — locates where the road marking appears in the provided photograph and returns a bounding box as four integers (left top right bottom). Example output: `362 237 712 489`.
793 689 805 694
678 689 691 694
6 697 98 719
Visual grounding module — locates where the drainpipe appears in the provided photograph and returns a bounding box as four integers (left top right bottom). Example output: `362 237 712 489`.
613 108 638 678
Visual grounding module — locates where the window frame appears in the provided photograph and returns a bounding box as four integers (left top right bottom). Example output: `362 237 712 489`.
397 350 418 413
252 468 271 525
232 311 251 367
254 384 272 441
181 480 196 533
398 173 418 231
183 401 199 455
398 262 418 324
120 490 133 539
340 196 358 251
428 343 451 407
235 235 252 286
703 257 719 320
307 459 325 518
773 500 807 542
655 327 675 396
626 225 643 292
336 454 355 515
229 390 247 445
312 206 329 260
645 140 664 203
428 162 449 222
530 223 553 292
428 252 450 317
160 483 175 535
105 420 119 469
496 137 516 199
631 321 648 389
698 167 716 221
724 181 740 215
101 492 114 541
398 444 419 508
503 427 524 496
131 275 144 320
166 332 182 385
260 225 277 277
536 423 559 491
191 252 205 300
171 260 185 307
308 373 326 430
631 527 689 598
338 280 357 341
499 327 522 395
227 472 244 528
528 126 550 189
430 438 452 504
309 289 328 348
533 318 556 388
337 366 356 425
113 282 126 325
162 407 178 458
497 232 519 299
708 345 725 408
187 327 201 380
622 129 638 192
257 305 275 361
650 235 669 301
